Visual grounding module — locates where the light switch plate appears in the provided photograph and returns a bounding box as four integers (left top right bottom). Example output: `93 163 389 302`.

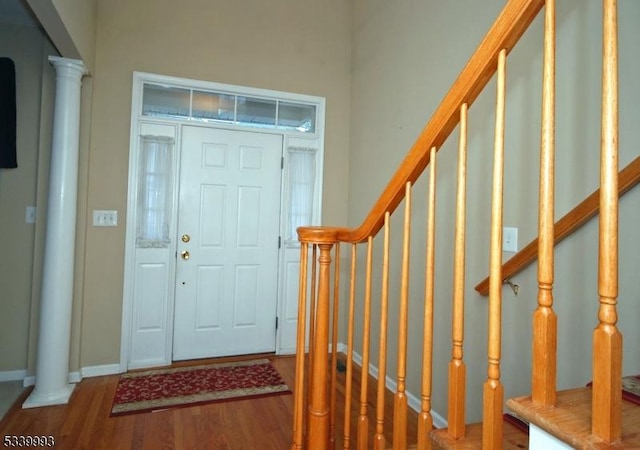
25 206 36 224
93 210 118 226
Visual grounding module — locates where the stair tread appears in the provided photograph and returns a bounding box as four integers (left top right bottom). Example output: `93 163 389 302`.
507 387 640 449
430 420 528 449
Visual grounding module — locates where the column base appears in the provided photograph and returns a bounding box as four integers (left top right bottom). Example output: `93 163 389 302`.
22 383 75 409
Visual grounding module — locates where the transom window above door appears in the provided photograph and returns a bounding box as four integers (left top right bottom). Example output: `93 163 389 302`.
142 83 316 133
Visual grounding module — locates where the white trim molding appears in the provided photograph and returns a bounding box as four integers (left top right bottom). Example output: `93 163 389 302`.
0 370 28 382
80 364 121 379
22 363 121 388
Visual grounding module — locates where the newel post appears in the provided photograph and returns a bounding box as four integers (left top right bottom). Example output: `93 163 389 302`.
297 227 340 450
308 242 333 449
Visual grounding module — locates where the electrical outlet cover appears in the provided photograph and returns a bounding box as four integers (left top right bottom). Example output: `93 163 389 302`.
503 226 518 252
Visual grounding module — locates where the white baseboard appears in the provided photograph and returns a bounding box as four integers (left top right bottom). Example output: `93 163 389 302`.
337 342 448 429
24 372 83 387
0 369 28 382
21 364 121 388
81 364 121 378
276 346 297 356
68 371 81 384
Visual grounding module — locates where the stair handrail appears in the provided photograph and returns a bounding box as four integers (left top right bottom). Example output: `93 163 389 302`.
293 1 547 448
299 0 546 245
475 155 640 296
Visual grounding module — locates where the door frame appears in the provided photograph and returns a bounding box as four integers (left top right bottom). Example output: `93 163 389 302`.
120 72 325 371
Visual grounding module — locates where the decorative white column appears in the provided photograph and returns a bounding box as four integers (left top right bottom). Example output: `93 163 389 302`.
23 56 87 408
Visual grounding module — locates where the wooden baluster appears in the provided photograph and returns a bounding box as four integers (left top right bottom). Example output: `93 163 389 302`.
307 242 335 450
330 244 341 447
307 245 318 413
448 103 469 439
357 237 374 450
393 182 412 450
374 213 391 450
532 0 557 407
418 147 438 450
593 0 622 442
343 244 357 449
292 243 309 450
483 48 507 450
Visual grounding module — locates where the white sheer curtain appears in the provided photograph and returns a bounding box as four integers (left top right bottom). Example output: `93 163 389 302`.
137 135 174 246
286 146 317 243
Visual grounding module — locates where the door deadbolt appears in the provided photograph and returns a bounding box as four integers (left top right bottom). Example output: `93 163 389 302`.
181 234 191 243
181 250 190 260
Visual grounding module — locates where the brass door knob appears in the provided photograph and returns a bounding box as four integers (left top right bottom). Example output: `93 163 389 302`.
181 250 190 260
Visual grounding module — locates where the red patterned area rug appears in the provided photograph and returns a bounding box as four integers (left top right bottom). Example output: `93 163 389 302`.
110 358 291 416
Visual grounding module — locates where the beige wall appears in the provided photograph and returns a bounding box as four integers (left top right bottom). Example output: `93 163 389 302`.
349 0 640 422
0 24 56 372
51 0 98 71
78 0 352 366
24 0 96 73
7 1 639 428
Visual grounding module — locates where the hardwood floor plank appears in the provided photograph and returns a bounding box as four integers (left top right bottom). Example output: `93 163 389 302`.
0 354 423 449
0 358 291 449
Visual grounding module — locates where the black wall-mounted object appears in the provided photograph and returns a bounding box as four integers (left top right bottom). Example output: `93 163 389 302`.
0 57 17 169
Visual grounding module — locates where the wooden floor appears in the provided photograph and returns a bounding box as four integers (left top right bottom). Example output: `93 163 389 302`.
0 351 541 450
0 353 419 449
0 355 295 449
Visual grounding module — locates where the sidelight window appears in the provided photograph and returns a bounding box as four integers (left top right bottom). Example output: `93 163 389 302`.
286 146 317 243
136 135 174 247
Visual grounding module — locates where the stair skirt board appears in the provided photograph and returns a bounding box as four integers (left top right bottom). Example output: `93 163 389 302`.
529 424 573 450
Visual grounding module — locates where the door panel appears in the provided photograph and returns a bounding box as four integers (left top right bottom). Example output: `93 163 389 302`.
173 126 282 360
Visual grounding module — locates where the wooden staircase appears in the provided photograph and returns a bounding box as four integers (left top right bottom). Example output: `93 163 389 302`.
431 421 529 450
290 0 638 448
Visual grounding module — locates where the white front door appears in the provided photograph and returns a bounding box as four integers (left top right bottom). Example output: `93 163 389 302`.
173 126 283 360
